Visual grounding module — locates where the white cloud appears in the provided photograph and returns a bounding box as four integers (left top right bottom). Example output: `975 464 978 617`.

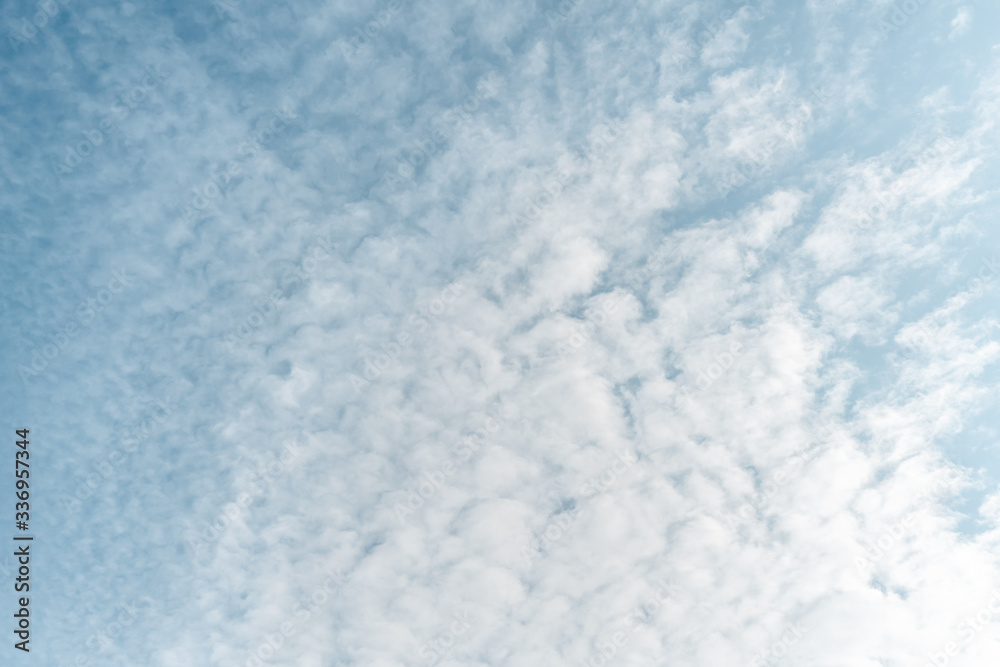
950 7 972 40
8 1 1000 666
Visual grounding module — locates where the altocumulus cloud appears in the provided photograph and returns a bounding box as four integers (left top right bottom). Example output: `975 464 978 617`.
3 0 1000 666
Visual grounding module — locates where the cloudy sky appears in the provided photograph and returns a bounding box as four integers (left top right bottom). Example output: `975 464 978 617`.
3 0 1000 665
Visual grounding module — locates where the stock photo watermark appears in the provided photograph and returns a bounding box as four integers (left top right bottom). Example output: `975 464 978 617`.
395 405 509 523
876 0 931 37
724 445 821 530
749 622 807 666
922 591 1000 667
332 0 405 61
186 441 300 554
17 268 135 384
555 293 622 359
576 579 677 667
52 64 170 178
848 135 955 242
621 241 681 293
371 77 500 201
666 0 762 69
244 568 349 667
521 449 639 565
508 118 625 230
70 597 154 666
716 86 827 198
180 106 295 221
225 234 335 348
417 608 474 666
56 396 172 514
6 0 70 53
349 280 466 393
854 477 954 574
897 252 999 355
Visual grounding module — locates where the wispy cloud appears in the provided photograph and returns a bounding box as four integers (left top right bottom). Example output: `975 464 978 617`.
6 1 1000 665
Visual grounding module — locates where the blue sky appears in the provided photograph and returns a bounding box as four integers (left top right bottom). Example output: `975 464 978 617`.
3 0 1000 665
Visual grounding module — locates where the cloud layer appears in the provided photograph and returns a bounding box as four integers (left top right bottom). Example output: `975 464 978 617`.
2 0 1000 665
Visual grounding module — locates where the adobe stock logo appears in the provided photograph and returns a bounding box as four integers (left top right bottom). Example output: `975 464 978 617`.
225 234 335 349
678 325 755 406
334 0 405 61
6 0 70 54
507 119 624 230
243 569 349 667
394 406 508 523
186 442 300 553
58 397 172 513
692 339 744 390
544 0 582 26
924 591 1000 667
621 242 681 292
898 253 1000 356
848 136 954 242
675 1 762 66
749 623 807 666
416 609 474 666
371 78 500 201
724 446 820 530
179 106 295 221
876 0 929 37
82 598 154 655
349 281 465 393
622 579 677 634
53 65 170 178
555 294 621 359
577 579 676 667
521 450 639 566
17 268 134 383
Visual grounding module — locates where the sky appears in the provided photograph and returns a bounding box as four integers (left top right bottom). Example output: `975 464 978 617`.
2 0 1000 665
